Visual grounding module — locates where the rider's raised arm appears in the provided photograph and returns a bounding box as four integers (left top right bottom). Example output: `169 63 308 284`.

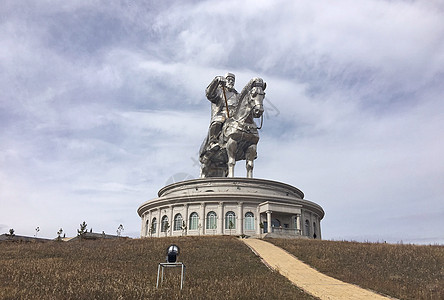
205 76 225 103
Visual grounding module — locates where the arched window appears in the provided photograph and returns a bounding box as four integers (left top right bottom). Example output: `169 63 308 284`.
161 215 169 232
225 211 236 229
189 212 199 230
206 211 217 229
174 213 183 231
145 219 149 236
244 212 254 230
151 217 157 234
313 222 317 239
305 220 310 237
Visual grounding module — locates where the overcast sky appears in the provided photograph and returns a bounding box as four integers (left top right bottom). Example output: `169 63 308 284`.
1 0 443 243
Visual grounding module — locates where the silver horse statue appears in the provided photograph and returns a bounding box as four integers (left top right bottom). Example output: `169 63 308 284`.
199 77 266 178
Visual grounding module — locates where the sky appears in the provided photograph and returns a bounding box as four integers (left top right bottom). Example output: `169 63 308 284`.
1 0 443 243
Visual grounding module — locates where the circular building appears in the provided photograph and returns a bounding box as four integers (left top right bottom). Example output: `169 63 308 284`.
138 177 324 239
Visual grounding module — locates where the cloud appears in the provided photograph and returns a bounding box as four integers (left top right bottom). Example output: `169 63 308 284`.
1 0 443 243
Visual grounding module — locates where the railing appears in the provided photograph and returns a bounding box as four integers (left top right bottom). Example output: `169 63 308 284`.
271 227 301 235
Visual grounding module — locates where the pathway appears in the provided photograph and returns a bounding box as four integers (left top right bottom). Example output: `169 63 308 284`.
242 238 393 300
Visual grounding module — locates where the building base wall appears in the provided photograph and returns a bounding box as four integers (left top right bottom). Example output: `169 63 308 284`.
138 177 324 240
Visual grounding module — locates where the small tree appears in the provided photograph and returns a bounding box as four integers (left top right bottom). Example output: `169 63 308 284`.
57 228 63 241
163 221 170 237
77 221 87 238
117 224 124 237
228 220 234 235
34 226 40 237
181 221 187 236
8 228 15 238
149 222 156 237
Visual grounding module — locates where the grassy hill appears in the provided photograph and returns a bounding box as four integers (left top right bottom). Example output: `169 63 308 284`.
268 238 444 300
0 236 314 299
0 236 442 299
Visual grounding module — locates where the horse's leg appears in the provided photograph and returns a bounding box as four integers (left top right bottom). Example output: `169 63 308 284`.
199 164 206 178
226 138 237 177
199 153 210 178
245 144 257 178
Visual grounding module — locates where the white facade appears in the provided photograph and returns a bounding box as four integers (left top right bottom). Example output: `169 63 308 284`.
138 178 324 239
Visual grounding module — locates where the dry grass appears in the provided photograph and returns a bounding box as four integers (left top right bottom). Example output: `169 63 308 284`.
0 236 315 299
267 238 444 300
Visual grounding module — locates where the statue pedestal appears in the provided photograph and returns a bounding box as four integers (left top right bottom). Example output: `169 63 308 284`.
138 177 324 239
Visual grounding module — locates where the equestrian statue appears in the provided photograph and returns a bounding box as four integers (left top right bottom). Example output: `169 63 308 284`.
199 73 266 178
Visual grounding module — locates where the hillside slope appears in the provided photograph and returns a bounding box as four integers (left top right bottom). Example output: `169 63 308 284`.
2 236 441 299
0 236 314 299
268 238 444 300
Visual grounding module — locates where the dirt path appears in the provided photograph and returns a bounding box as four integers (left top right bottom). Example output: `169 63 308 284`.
242 238 393 300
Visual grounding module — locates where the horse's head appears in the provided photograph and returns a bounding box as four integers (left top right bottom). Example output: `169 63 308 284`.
249 78 266 118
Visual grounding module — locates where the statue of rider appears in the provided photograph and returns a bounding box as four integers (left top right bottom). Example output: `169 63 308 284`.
205 72 239 152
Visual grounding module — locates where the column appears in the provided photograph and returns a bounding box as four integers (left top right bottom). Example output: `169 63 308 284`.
169 205 174 236
296 214 301 235
146 211 151 237
140 213 145 238
313 214 318 239
149 211 153 237
267 210 272 233
143 211 147 237
301 211 305 236
157 209 161 238
309 212 314 238
256 206 261 235
184 204 189 235
218 202 224 235
237 202 243 235
200 203 205 235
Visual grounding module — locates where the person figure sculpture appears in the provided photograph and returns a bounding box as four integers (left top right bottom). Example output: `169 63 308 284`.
199 72 266 178
205 72 239 152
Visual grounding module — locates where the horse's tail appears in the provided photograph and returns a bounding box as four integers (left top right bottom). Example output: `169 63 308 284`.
198 135 209 160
